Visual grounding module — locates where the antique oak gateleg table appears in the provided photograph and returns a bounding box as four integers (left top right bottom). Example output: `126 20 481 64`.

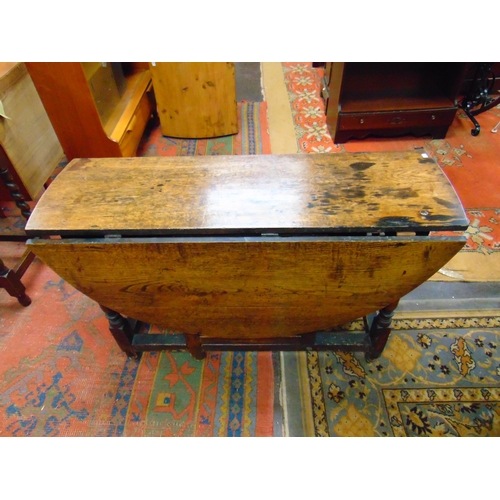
25 152 468 360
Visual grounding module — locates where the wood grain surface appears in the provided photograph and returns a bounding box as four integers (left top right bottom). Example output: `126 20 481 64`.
25 151 468 236
25 63 153 161
25 62 122 160
149 62 238 138
28 236 465 339
0 62 63 199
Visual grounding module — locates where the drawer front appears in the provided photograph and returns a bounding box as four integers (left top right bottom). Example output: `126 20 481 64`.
119 91 153 157
338 108 457 131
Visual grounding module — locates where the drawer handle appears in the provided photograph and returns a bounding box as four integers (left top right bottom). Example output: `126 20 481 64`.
431 115 436 120
360 118 364 124
127 115 138 133
388 116 406 125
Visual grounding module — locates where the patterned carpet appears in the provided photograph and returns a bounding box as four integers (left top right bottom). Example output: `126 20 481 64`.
279 63 500 436
282 62 500 282
1 64 500 437
0 100 275 437
0 257 275 437
283 324 500 436
137 102 270 157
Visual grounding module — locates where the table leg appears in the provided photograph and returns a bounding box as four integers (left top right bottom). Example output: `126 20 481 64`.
185 333 206 360
366 299 399 362
100 305 139 358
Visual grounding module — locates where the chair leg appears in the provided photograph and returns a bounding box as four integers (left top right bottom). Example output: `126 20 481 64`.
0 148 35 306
0 257 31 306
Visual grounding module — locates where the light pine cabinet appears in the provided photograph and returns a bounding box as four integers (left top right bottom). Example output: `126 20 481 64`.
149 62 238 139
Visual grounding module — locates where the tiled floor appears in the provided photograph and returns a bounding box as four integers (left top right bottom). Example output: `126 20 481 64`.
400 281 500 315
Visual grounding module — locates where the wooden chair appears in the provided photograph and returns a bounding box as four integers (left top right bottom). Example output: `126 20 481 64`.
0 152 34 306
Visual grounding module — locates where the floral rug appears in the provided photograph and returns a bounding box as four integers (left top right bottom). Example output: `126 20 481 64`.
2 64 499 438
137 101 271 157
0 101 275 437
0 258 275 436
282 62 500 282
282 322 500 436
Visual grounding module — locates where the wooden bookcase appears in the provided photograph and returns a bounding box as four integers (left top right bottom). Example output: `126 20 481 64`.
25 62 155 161
324 62 468 143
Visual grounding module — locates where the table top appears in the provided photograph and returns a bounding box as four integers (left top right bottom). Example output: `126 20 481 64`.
25 151 469 237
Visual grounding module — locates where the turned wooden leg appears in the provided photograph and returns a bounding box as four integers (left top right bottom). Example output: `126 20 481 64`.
0 161 33 221
185 333 206 360
100 305 139 358
0 257 31 306
0 152 35 306
366 299 399 362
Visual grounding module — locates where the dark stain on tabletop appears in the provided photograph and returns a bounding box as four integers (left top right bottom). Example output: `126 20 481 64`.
378 187 419 199
341 187 366 199
352 171 368 182
418 157 435 164
377 216 422 228
433 197 458 209
350 162 376 171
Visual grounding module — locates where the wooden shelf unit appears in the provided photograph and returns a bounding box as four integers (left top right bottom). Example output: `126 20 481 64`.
325 62 468 143
25 62 155 161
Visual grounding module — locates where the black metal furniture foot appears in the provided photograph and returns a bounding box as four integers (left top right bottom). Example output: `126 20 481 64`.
459 63 500 137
